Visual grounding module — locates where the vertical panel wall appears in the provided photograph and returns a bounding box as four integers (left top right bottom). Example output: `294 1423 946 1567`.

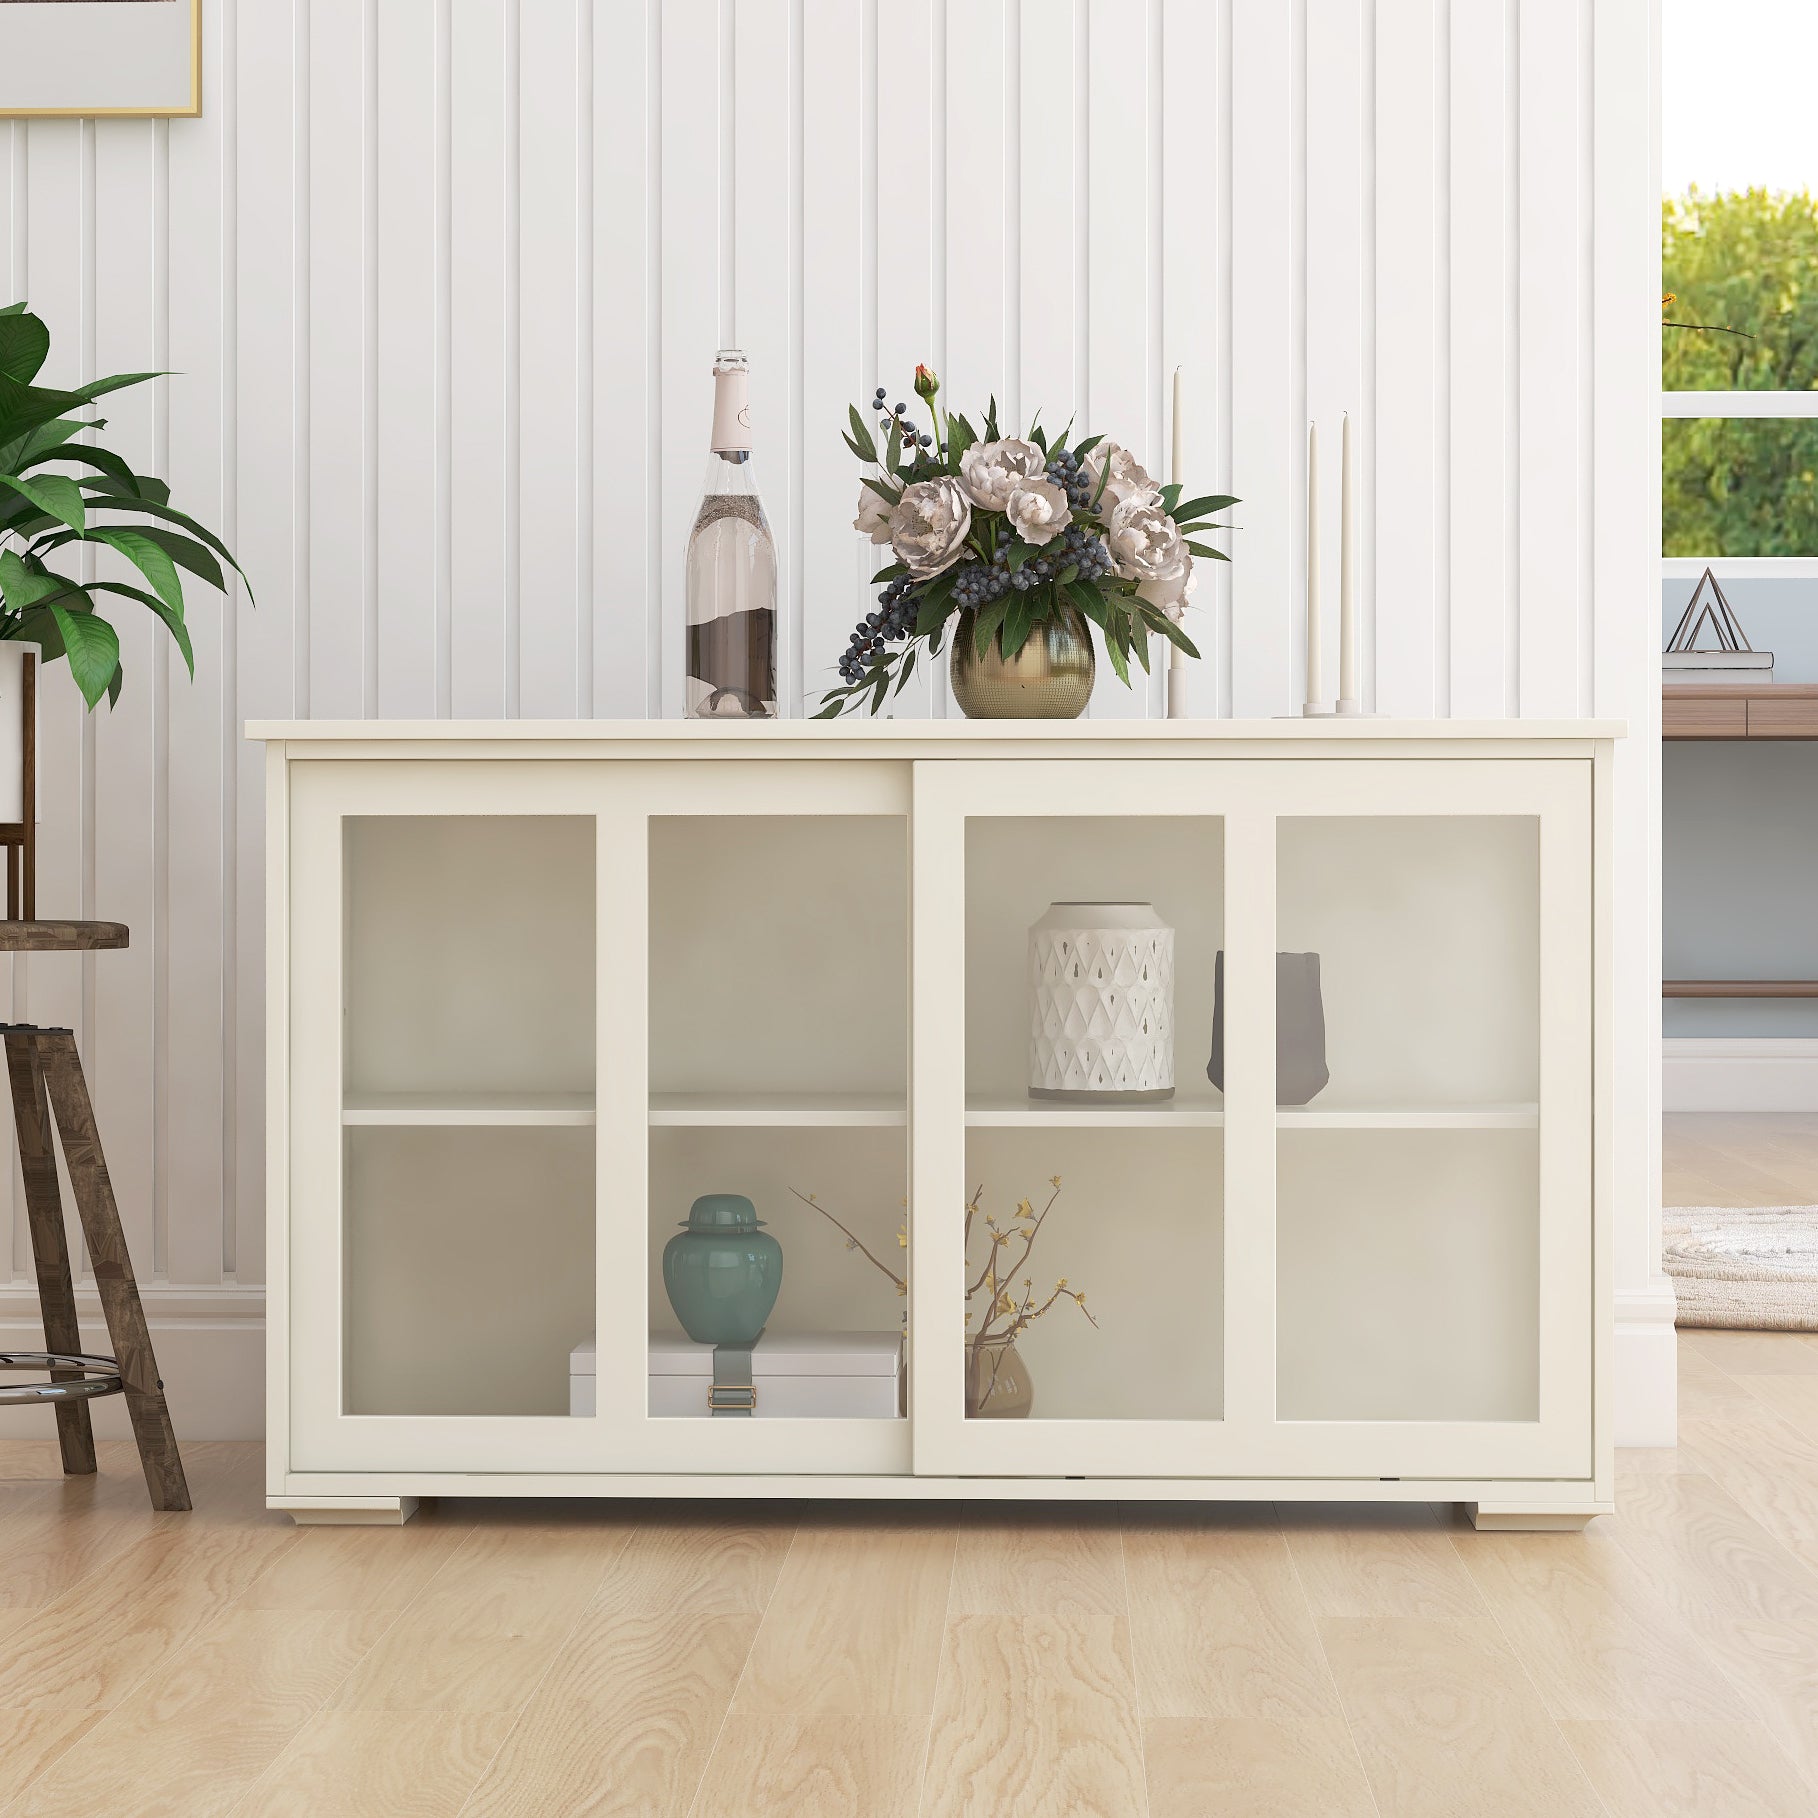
0 0 1658 1438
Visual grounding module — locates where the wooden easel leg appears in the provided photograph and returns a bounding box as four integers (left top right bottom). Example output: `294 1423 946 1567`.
36 1028 189 1512
4 1028 96 1477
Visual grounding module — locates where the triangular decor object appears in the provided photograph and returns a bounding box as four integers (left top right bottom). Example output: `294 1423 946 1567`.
1666 566 1753 655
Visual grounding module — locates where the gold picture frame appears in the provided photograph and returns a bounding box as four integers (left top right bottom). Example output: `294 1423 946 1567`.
0 0 201 120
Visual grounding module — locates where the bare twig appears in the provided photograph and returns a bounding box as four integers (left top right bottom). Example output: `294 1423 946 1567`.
784 1186 904 1290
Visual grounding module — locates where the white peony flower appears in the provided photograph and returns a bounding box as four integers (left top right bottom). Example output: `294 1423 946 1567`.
1106 494 1192 616
889 477 973 578
1006 479 1070 546
1137 553 1197 623
854 485 894 545
958 438 1047 512
1083 441 1163 518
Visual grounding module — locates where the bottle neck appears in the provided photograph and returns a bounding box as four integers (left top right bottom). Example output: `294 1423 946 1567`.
711 367 752 455
702 449 760 498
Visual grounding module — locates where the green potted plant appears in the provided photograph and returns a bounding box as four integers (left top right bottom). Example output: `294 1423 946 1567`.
0 301 246 711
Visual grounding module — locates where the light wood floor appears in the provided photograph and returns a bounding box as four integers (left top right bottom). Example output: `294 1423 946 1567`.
0 1121 1813 1817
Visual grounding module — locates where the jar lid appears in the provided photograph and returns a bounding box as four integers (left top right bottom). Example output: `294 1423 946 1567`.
681 1192 765 1230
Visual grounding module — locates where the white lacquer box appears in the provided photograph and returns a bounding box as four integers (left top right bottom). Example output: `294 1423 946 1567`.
570 1332 905 1420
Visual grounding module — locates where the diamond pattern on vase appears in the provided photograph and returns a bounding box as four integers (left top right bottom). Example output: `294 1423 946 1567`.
1028 904 1175 1099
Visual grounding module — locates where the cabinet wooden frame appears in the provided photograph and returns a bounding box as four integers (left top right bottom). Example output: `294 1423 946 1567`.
260 723 1615 1521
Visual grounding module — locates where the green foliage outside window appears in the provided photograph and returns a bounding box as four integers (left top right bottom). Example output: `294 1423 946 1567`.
1664 188 1818 556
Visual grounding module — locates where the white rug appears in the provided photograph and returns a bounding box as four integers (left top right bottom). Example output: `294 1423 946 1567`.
1666 1205 1818 1330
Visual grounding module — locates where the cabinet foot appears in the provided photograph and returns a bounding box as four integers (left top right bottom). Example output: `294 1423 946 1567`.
1466 1502 1594 1532
273 1496 422 1527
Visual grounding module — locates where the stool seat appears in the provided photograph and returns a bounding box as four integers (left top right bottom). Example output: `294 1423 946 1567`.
0 1351 124 1404
0 922 128 953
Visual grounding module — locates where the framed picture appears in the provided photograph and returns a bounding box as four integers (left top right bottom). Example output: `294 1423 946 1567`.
0 0 200 119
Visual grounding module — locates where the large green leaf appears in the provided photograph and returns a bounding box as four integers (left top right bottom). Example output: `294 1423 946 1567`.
126 526 224 593
0 472 84 531
10 606 67 663
85 579 194 677
73 492 248 594
80 470 167 507
47 601 120 708
0 311 49 385
0 415 86 478
0 549 66 612
24 443 140 493
87 528 186 621
0 368 159 448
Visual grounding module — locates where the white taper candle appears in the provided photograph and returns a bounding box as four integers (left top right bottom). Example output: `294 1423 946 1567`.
1305 421 1322 713
1167 366 1188 717
1338 410 1358 710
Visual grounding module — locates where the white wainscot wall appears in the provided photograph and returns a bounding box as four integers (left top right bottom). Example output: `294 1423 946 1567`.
0 0 1665 1444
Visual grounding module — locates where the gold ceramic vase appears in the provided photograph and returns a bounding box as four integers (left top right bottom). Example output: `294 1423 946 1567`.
949 603 1096 720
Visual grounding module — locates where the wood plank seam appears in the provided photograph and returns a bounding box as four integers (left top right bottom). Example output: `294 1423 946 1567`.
1274 1499 1394 1812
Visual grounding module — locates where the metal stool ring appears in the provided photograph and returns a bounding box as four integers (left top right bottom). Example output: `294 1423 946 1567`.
0 1352 124 1405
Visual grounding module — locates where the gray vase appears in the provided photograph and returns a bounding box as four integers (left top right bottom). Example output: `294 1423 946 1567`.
1206 952 1330 1106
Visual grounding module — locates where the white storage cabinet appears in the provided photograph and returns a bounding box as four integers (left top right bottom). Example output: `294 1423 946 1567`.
256 720 1617 1530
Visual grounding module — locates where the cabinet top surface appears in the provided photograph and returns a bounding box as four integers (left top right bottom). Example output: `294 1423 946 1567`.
248 717 1622 746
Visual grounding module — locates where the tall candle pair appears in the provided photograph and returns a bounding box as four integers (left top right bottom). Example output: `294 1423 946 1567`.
1304 415 1360 717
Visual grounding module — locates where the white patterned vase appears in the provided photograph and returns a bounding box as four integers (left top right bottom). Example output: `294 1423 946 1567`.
1028 902 1175 1103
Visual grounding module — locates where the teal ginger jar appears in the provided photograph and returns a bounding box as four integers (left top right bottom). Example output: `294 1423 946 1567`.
662 1194 783 1345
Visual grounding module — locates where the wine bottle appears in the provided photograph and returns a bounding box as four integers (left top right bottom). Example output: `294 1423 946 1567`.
685 349 778 718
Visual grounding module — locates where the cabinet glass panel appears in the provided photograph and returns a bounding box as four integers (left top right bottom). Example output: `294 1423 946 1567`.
341 815 595 1418
1275 815 1539 1422
646 815 907 1421
963 816 1224 1423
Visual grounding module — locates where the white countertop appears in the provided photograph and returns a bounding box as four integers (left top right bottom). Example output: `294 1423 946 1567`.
248 717 1624 744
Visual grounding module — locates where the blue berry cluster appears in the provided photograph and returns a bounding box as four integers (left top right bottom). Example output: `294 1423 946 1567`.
1056 520 1115 584
1044 446 1098 511
839 573 919 684
951 551 1013 610
871 386 934 454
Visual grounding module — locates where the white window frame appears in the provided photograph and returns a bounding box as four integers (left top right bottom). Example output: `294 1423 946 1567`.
1662 389 1818 578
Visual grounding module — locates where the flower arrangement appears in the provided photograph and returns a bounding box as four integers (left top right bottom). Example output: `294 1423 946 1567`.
788 1175 1096 1381
820 363 1236 716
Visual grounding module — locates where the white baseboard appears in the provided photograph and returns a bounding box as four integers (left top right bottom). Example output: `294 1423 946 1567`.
0 1284 264 1441
1664 1037 1818 1113
1615 1281 1679 1449
0 1281 1683 1454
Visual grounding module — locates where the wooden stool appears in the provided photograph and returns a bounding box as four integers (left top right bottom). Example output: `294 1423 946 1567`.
0 922 188 1512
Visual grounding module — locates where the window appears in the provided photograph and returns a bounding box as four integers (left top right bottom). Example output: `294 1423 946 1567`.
1662 1 1818 571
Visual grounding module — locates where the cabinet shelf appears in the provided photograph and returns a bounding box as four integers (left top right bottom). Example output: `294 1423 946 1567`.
965 1095 1226 1129
1279 1103 1539 1131
343 1091 596 1128
340 1091 1536 1132
962 1097 1538 1130
647 1093 906 1128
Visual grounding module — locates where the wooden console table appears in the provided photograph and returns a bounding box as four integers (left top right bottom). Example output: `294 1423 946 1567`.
1663 680 1818 741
